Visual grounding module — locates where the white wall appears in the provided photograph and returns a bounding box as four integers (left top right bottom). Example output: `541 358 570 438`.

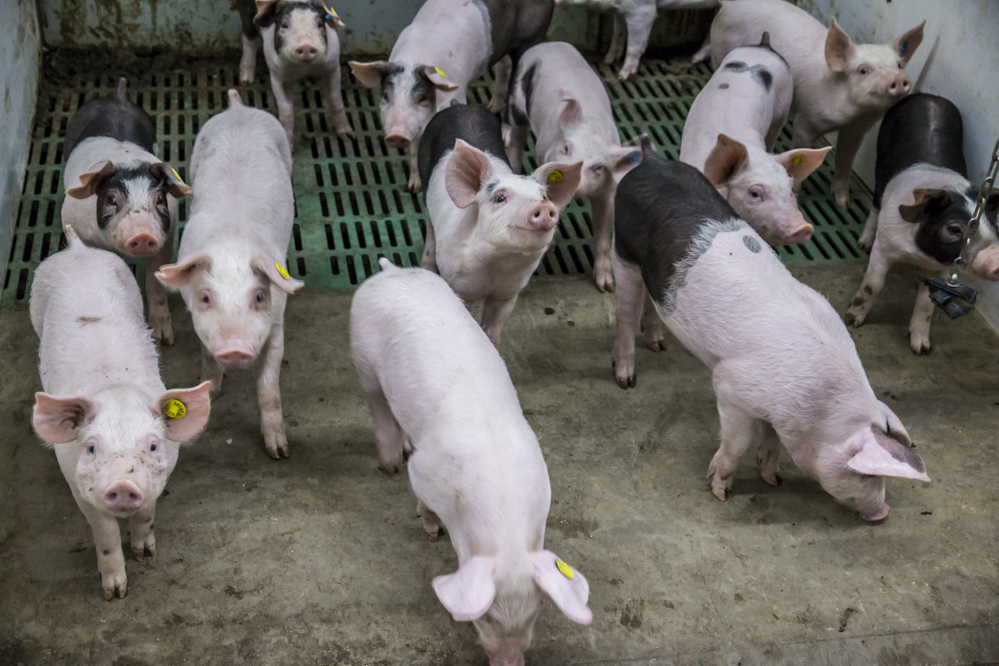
0 0 41 284
800 0 999 332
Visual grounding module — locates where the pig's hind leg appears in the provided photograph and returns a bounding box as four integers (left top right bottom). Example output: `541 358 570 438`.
611 251 644 389
481 295 519 347
606 11 627 64
488 55 512 115
590 193 616 292
421 221 438 273
707 370 755 501
756 421 782 487
640 288 664 351
844 243 891 327
356 362 406 473
619 3 656 80
857 207 879 253
322 63 355 139
417 499 446 542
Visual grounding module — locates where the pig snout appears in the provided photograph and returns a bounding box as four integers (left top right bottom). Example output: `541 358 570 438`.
528 202 559 232
103 480 144 513
860 503 890 522
385 131 412 150
294 44 319 62
125 233 161 257
971 245 999 281
784 222 814 245
886 74 911 97
216 346 256 369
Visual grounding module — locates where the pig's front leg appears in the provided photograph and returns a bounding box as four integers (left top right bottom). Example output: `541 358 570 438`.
909 278 937 355
611 251 644 389
127 502 156 561
488 55 512 115
201 341 225 401
421 220 438 273
270 74 297 151
146 236 174 345
844 243 891 327
619 4 656 80
322 64 354 139
257 325 289 459
78 499 128 600
790 120 819 151
831 121 870 209
756 421 781 487
605 11 627 64
417 499 446 542
706 378 755 501
506 123 529 175
481 294 519 347
590 192 616 292
640 288 664 352
407 137 422 192
240 35 260 84
857 207 880 252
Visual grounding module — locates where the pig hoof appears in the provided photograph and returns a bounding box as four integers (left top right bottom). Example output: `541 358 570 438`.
844 310 864 328
103 574 127 601
486 97 504 115
857 237 874 253
617 68 635 81
646 340 664 353
378 461 402 475
833 188 850 210
336 124 355 140
761 472 782 487
594 269 615 293
711 486 732 502
239 71 254 85
911 342 932 356
407 173 422 193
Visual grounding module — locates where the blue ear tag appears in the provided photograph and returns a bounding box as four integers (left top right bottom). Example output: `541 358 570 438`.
626 151 640 166
325 13 333 21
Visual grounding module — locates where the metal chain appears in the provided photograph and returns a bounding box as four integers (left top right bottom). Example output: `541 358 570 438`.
949 137 999 286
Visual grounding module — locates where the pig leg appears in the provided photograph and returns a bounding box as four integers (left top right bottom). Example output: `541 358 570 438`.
611 251 644 389
257 326 289 459
270 74 297 150
127 502 157 562
706 374 755 501
201 341 225 401
591 192 616 292
844 243 891 327
358 373 406 473
481 294 519 347
790 120 820 151
488 55 512 115
77 498 128 600
507 123 529 175
146 236 174 345
831 122 869 210
619 4 656 81
421 220 438 273
640 289 664 352
417 499 446 542
407 136 422 192
240 35 260 85
605 12 627 64
857 207 880 253
691 34 711 64
909 278 936 355
756 421 781 487
322 64 355 140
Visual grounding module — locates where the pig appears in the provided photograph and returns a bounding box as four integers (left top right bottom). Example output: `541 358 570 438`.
845 93 999 355
554 0 719 80
351 259 593 665
30 226 211 600
61 77 192 346
710 0 926 209
507 41 646 292
418 104 581 346
349 0 555 192
680 35 829 246
611 154 930 520
235 0 354 147
156 91 303 460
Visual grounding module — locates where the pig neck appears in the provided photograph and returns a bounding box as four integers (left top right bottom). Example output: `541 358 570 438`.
544 125 618 198
793 60 884 129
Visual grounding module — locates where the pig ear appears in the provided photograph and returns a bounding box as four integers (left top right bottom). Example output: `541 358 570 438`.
847 428 930 482
775 147 831 182
420 66 460 93
559 98 584 132
825 18 857 73
350 60 392 88
252 257 305 293
157 382 211 442
33 393 97 445
703 134 749 187
610 145 644 183
320 4 345 29
878 400 912 447
66 161 115 199
532 550 593 625
446 139 493 208
149 163 192 198
431 556 496 622
893 20 925 65
253 0 279 26
898 188 950 222
155 255 212 289
533 161 583 209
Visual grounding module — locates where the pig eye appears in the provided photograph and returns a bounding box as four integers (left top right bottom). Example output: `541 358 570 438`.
417 93 428 103
280 18 290 29
156 192 166 206
107 194 117 207
494 194 506 204
749 189 762 200
317 18 324 28
87 445 95 454
201 294 210 304
946 224 963 236
255 292 264 303
858 67 869 75
150 444 157 452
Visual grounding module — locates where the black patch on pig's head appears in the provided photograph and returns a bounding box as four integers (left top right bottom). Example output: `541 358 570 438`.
260 1 329 54
411 68 439 109
92 164 173 232
900 188 973 265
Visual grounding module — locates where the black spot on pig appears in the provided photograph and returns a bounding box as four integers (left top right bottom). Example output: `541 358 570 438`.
511 61 539 126
480 0 555 75
418 105 509 190
743 235 761 253
718 83 730 90
64 81 156 156
77 316 102 324
722 61 773 92
898 188 984 265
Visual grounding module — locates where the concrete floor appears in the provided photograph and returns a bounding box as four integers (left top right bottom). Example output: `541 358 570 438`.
0 263 997 665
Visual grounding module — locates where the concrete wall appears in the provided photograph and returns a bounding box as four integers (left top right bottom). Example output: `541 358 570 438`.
800 0 999 333
0 0 41 284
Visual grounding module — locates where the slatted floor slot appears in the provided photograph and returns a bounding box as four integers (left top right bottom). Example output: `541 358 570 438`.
2 56 873 306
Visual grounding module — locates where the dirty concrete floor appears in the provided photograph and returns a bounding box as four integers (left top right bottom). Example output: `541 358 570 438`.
0 263 997 666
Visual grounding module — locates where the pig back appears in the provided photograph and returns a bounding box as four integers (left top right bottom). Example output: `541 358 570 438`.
64 95 157 157
418 105 509 189
874 94 967 209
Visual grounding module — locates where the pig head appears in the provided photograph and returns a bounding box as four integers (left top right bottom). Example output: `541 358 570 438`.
254 0 343 65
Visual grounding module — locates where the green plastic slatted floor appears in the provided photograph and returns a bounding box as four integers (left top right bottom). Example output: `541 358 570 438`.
2 57 873 306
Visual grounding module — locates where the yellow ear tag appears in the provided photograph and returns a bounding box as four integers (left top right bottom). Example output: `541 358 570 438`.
170 167 185 184
434 67 447 79
164 399 186 419
275 262 291 280
547 170 563 185
791 154 805 167
555 559 574 579
328 5 337 16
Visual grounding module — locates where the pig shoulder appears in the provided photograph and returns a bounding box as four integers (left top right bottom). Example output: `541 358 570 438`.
419 105 508 189
478 0 555 66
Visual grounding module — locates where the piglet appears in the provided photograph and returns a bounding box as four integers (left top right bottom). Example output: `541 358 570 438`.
612 154 930 521
351 259 592 665
845 93 999 354
710 0 925 208
235 0 354 146
508 41 645 292
680 35 829 246
62 77 191 345
419 104 581 346
349 0 555 192
31 226 211 600
156 90 303 460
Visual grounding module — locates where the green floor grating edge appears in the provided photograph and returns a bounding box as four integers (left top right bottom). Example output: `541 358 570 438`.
3 56 873 306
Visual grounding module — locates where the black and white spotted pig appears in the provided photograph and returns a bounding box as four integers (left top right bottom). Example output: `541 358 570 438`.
845 93 999 354
61 78 191 345
235 0 354 146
